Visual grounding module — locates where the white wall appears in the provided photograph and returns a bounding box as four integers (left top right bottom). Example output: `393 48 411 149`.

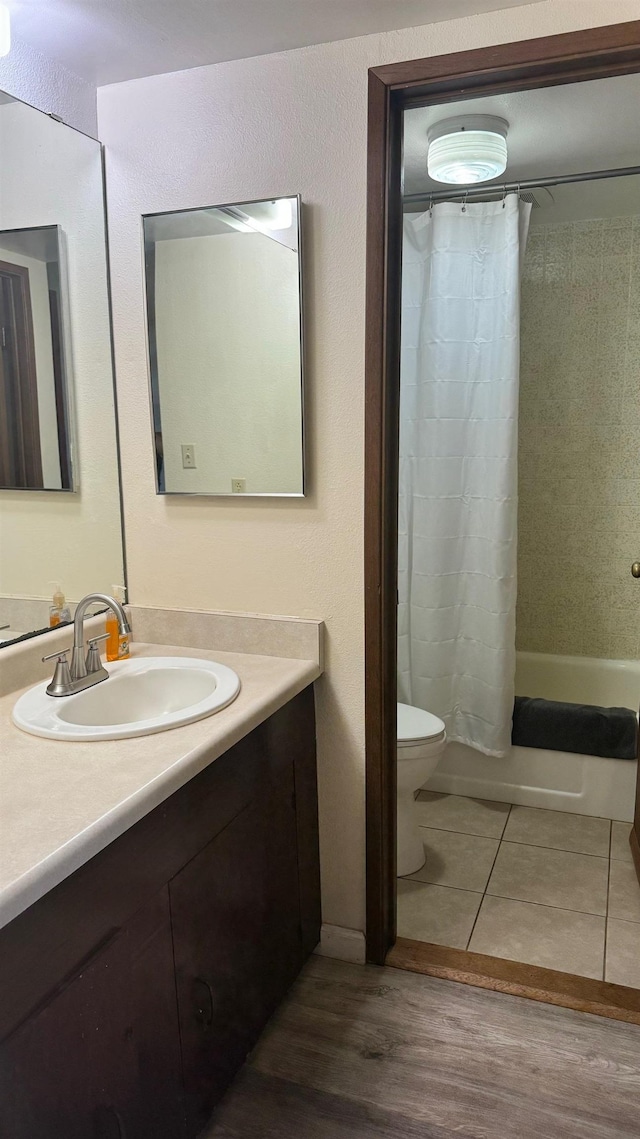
0 100 124 603
98 0 640 935
155 231 303 494
0 34 96 136
0 244 61 489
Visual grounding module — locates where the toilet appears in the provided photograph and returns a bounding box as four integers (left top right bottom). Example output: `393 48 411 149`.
397 702 447 877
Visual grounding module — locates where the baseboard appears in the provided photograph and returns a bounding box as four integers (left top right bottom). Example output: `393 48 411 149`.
314 923 366 964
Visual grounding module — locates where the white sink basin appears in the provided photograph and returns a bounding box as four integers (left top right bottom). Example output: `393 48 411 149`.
12 656 241 741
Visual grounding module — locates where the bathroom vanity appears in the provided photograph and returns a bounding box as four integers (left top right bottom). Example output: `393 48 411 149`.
0 635 321 1138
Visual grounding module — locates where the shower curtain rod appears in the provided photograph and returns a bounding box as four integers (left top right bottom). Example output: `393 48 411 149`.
402 163 640 207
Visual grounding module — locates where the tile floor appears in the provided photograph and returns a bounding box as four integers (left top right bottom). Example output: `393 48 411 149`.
397 792 640 985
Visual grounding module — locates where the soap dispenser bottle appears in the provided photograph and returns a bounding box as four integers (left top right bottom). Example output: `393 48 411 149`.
49 583 71 627
106 584 130 662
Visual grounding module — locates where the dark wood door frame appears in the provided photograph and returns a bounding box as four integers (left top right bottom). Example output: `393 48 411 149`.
0 259 43 489
365 19 640 967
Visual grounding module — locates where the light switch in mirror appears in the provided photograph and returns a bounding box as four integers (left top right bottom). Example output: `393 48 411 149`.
143 196 305 496
0 225 74 491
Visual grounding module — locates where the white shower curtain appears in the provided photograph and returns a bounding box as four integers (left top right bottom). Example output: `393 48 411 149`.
397 195 531 758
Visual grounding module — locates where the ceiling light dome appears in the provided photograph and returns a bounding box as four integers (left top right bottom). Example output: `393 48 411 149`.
427 115 508 185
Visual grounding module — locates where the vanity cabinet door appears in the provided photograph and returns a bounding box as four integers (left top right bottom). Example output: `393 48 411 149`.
0 889 184 1139
170 764 301 1137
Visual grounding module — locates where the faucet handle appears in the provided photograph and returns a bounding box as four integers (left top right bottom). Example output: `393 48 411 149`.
42 648 70 663
87 632 110 647
86 632 110 674
44 651 73 697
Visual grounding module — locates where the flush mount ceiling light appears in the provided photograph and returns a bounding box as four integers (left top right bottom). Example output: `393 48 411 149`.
0 5 10 57
427 115 508 185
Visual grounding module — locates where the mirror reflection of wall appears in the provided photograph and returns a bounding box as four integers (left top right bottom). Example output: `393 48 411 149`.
144 196 304 496
0 95 125 645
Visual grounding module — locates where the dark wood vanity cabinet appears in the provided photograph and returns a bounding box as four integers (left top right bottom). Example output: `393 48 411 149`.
0 687 320 1139
1 889 184 1139
172 771 302 1135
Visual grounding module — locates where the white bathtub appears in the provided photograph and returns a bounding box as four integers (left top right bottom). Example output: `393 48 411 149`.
426 651 638 822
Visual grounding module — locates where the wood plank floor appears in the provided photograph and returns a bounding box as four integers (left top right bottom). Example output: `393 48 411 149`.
203 955 640 1138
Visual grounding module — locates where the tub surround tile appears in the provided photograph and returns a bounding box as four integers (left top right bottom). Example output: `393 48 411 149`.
608 861 640 923
415 792 511 839
406 828 499 893
518 213 640 661
503 806 611 857
605 919 640 987
397 880 481 948
486 842 609 916
468 895 605 980
611 821 633 863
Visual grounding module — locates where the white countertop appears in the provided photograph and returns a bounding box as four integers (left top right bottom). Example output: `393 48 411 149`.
0 642 320 930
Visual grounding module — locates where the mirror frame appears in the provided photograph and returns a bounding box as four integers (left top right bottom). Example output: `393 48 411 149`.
142 194 306 498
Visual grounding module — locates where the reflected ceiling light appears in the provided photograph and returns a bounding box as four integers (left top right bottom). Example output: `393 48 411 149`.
0 5 10 57
427 115 508 185
244 198 293 232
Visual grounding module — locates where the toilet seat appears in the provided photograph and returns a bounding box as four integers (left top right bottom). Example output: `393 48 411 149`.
397 702 445 746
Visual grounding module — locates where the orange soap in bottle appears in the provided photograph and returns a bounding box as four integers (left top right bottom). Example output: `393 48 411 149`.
106 584 130 662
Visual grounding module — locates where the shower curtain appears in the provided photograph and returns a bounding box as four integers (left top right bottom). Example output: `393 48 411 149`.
397 195 531 758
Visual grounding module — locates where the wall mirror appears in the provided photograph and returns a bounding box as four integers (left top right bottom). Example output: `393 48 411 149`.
0 94 125 646
0 225 73 491
143 195 305 496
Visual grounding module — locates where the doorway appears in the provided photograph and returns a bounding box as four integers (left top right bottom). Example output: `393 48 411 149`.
0 259 42 489
365 19 640 1022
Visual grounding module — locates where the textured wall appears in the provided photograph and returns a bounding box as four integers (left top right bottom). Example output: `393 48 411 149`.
518 215 640 659
0 34 96 136
98 0 640 934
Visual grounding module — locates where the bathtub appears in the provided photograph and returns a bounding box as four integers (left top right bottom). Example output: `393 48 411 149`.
426 651 639 822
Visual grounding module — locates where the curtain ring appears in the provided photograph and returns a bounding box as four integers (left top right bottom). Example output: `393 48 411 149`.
428 195 433 217
461 190 469 213
501 185 508 208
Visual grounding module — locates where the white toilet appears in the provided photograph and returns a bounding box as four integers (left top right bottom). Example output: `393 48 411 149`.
397 702 447 877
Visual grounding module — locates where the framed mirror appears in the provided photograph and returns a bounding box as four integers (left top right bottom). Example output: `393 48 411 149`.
143 195 305 496
0 94 125 646
0 225 74 491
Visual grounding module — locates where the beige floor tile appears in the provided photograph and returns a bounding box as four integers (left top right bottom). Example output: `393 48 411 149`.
608 860 640 923
486 842 608 915
396 880 482 948
605 919 640 987
469 895 605 979
611 821 633 863
503 805 610 857
414 792 511 839
405 827 499 893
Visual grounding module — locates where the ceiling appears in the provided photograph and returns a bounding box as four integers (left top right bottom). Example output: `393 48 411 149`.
10 0 543 86
403 72 640 222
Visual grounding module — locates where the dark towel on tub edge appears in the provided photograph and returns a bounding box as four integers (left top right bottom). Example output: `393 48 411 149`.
512 696 638 761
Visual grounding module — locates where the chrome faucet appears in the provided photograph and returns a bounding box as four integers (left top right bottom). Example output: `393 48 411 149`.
43 593 131 697
71 593 130 681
